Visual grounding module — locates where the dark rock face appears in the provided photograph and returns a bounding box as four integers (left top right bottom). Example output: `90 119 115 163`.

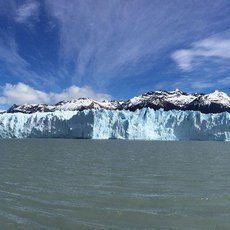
6 90 230 114
7 104 54 114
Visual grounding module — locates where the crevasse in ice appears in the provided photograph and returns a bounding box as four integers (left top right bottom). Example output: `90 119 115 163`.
0 108 230 140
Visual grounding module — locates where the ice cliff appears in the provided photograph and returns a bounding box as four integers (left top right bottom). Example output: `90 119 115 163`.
0 108 230 140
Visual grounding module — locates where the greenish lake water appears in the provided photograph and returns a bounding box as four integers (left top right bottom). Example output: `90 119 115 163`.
0 139 230 229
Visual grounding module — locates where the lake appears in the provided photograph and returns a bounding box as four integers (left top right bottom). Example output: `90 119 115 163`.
0 139 230 229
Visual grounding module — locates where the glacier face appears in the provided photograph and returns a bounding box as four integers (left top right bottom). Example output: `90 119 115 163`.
0 108 230 140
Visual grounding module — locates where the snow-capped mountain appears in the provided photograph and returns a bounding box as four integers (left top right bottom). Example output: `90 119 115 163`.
6 99 124 114
55 98 124 111
123 89 197 111
5 89 230 114
123 89 230 113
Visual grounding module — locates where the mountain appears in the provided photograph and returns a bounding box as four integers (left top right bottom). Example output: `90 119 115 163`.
6 99 124 114
123 89 230 113
5 89 230 114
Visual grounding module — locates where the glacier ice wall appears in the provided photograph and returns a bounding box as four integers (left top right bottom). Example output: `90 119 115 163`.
0 108 230 140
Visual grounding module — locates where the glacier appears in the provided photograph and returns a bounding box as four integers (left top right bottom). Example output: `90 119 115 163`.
0 108 230 140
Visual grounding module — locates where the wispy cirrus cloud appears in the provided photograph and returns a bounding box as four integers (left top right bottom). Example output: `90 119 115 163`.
0 31 29 75
45 0 229 87
15 0 40 24
0 82 111 106
0 0 229 100
0 30 52 87
171 37 230 71
156 75 230 93
0 1 41 85
189 76 230 90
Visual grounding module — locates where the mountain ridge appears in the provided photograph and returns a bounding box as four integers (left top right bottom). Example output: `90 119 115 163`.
5 89 230 114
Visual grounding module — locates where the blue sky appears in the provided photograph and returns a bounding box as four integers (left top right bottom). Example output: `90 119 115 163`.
0 0 230 108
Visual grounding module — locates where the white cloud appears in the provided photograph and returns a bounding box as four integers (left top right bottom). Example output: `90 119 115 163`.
171 49 194 71
0 82 111 106
15 0 40 24
0 83 49 105
172 37 230 71
50 85 111 102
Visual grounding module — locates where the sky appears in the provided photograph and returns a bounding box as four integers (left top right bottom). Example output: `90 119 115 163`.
0 0 230 108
